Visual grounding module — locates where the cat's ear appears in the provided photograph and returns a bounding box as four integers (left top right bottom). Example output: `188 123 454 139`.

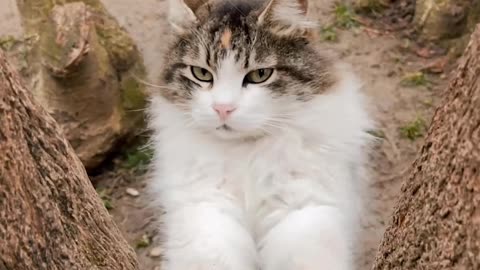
168 0 206 33
257 0 316 37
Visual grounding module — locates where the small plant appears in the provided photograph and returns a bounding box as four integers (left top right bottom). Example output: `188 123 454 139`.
334 3 358 29
96 188 114 210
136 234 151 249
400 72 429 87
320 25 338 42
400 117 427 141
124 145 154 169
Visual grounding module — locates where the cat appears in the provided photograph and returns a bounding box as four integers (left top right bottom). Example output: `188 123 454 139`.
148 0 374 269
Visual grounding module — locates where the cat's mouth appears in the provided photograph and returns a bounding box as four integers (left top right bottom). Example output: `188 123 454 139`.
216 124 233 132
212 124 265 141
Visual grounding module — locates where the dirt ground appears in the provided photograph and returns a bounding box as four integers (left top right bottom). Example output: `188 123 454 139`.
0 0 451 269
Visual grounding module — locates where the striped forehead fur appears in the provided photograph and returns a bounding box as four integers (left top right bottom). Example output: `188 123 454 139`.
160 0 337 103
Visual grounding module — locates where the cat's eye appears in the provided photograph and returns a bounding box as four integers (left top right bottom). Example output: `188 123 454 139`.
245 68 274 84
191 66 213 82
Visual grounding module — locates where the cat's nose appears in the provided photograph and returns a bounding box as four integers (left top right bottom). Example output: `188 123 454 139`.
212 103 237 121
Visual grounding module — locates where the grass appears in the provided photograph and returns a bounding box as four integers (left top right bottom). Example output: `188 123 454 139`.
334 3 358 29
367 129 386 139
123 145 154 169
96 188 114 210
318 2 358 43
400 72 429 87
320 25 338 42
400 117 427 141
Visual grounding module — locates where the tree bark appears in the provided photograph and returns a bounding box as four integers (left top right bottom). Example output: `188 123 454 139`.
14 0 147 170
413 0 480 40
0 51 138 269
372 25 480 269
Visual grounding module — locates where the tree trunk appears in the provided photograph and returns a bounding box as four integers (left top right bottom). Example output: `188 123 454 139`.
0 51 138 269
372 25 480 269
413 0 480 40
14 0 147 170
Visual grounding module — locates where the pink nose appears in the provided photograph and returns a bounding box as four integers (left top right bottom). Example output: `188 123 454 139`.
212 103 237 121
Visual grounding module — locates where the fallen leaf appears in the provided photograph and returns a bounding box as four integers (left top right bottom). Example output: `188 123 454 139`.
421 57 449 74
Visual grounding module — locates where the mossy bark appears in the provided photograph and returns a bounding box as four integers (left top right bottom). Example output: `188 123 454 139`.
372 25 480 269
0 50 139 269
413 0 480 40
16 0 147 169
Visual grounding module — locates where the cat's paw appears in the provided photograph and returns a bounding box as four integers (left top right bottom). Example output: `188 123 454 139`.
293 260 350 270
163 257 257 270
261 257 350 270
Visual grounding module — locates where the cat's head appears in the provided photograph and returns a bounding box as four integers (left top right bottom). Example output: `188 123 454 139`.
158 0 337 140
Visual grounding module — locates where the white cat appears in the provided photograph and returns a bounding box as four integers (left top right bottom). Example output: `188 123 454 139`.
148 0 374 269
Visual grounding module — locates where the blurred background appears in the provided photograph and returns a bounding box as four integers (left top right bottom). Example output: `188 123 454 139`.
1 0 477 269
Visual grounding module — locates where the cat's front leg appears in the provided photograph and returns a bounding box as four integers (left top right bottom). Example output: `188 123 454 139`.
161 202 258 270
258 206 353 270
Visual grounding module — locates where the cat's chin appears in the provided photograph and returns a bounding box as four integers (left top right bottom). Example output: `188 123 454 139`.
208 125 266 141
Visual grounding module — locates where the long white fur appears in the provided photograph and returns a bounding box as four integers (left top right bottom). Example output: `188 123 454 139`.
151 1 374 270
258 0 318 34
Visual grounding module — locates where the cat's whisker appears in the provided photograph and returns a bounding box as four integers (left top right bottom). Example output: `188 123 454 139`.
261 122 290 134
131 74 167 89
132 75 186 93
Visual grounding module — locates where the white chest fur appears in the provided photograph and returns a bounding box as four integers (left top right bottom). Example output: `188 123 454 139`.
151 127 361 237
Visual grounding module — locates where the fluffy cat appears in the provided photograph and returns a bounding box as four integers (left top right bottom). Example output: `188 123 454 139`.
148 0 374 269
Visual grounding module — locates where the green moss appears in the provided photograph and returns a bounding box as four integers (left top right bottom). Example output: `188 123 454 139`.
37 13 79 73
400 117 427 141
121 74 147 111
96 21 138 72
400 72 430 87
334 3 358 29
17 0 55 27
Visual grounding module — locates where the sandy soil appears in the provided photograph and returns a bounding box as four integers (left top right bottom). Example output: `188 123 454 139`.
0 0 449 269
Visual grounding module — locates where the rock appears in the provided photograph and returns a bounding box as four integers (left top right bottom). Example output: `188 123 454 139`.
126 188 140 197
16 1 147 171
149 246 163 258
